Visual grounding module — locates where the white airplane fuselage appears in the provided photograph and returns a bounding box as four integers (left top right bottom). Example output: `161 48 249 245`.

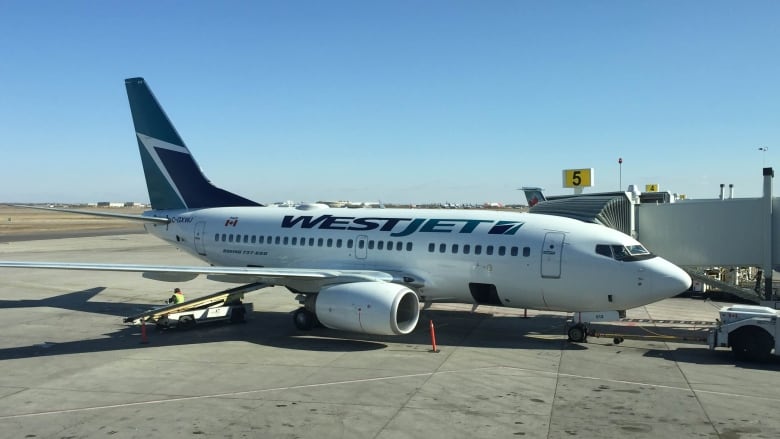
144 205 688 313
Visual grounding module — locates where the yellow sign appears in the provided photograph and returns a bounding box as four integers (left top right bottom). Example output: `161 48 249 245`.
645 184 659 192
562 168 593 188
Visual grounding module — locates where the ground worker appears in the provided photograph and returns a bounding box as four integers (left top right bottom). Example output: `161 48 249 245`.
168 287 185 304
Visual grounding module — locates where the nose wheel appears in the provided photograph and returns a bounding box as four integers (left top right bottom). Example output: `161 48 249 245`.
567 323 589 343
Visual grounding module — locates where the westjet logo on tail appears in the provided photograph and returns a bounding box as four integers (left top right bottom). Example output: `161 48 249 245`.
281 215 524 237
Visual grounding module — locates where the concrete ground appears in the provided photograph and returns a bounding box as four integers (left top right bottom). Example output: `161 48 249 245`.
0 233 778 438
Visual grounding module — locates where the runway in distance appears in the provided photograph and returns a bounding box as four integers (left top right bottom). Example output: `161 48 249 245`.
0 78 692 341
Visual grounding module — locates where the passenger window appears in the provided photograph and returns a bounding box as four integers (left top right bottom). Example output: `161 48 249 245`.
406 242 413 251
267 236 272 244
291 237 297 245
387 241 393 250
283 237 289 245
221 233 226 242
439 243 446 253
229 234 234 243
275 236 280 245
428 243 435 252
523 247 530 257
510 246 518 256
396 242 403 251
358 240 365 249
235 234 240 242
452 244 459 254
317 238 324 247
337 239 343 248
377 241 384 250
251 235 256 244
309 238 315 246
300 237 306 246
475 245 482 255
327 238 333 247
347 239 354 248
368 240 375 249
486 245 494 255
463 244 470 254
498 246 506 256
214 234 219 241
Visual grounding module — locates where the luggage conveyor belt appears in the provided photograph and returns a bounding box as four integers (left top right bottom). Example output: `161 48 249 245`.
124 282 268 324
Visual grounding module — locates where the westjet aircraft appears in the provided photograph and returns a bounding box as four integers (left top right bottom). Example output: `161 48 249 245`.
0 78 691 342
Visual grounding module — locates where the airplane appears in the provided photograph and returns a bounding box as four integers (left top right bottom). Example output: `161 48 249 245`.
0 77 692 343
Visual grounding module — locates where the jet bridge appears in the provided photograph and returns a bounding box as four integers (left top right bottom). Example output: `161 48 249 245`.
527 168 779 303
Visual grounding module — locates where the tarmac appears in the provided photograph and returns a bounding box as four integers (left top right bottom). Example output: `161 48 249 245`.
0 233 779 438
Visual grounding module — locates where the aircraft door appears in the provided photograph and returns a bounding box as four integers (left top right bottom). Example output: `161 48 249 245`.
541 232 565 278
194 222 207 256
355 235 368 259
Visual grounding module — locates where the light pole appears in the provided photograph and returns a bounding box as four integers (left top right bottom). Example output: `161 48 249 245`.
618 157 623 191
758 147 768 166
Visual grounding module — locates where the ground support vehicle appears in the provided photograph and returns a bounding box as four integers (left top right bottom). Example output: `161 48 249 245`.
124 282 266 329
708 305 780 361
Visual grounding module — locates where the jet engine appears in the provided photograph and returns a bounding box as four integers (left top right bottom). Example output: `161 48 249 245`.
314 282 420 335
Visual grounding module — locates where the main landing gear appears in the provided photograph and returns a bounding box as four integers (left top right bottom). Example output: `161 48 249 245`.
567 323 590 343
292 308 320 331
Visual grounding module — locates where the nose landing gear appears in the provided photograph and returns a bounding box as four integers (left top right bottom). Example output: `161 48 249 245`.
567 323 590 343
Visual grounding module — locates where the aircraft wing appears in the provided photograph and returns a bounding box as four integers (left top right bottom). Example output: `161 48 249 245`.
0 261 419 287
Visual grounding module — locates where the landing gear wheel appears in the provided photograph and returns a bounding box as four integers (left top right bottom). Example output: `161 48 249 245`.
568 323 588 343
293 308 316 331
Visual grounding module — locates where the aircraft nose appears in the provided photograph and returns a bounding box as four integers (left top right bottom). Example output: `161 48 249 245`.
655 261 692 296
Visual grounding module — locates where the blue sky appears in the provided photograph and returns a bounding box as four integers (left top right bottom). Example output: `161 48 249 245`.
1 1 778 204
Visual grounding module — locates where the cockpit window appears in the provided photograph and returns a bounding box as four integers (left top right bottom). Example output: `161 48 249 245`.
595 244 655 261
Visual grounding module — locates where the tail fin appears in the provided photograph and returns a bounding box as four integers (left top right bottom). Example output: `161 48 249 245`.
125 77 261 210
520 187 546 207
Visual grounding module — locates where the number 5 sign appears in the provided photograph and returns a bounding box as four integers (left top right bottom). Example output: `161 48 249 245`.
562 168 594 188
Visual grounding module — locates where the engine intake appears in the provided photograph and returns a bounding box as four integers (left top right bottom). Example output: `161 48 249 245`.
315 282 420 335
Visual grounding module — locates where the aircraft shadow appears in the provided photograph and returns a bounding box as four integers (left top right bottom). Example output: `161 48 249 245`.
0 287 581 361
643 347 780 370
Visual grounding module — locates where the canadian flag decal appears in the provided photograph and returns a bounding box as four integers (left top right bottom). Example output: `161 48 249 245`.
225 217 239 227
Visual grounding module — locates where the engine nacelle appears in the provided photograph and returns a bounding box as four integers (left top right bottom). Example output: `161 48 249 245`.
314 282 420 335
